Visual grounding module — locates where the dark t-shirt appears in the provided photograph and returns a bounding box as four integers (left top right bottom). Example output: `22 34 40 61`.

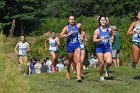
112 32 121 50
41 65 48 73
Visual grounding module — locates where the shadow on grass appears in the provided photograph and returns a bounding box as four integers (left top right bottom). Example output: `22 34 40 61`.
109 71 114 73
134 75 140 80
104 76 115 80
70 77 77 79
104 71 114 73
81 76 89 80
70 76 88 80
83 71 89 74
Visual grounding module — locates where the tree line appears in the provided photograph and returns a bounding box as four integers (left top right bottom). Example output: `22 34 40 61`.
0 0 139 35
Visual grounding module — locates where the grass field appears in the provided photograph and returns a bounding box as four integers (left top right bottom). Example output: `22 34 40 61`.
1 35 140 93
26 64 140 93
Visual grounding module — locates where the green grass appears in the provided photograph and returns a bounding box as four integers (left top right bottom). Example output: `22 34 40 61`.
25 64 140 93
0 33 29 93
1 34 139 93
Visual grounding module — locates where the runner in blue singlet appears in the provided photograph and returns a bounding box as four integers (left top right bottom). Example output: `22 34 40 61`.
60 16 82 82
93 16 114 81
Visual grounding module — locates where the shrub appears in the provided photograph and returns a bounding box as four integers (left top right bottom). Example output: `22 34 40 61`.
0 32 29 93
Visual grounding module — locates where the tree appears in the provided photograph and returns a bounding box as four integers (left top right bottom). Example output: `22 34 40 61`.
1 0 140 35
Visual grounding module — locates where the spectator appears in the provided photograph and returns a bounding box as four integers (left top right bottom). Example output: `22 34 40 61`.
34 60 42 74
111 26 121 67
28 59 36 74
56 61 65 72
89 56 98 68
45 57 52 73
41 59 48 73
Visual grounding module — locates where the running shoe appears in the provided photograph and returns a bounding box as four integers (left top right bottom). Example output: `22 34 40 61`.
99 76 105 81
105 69 109 77
77 79 82 83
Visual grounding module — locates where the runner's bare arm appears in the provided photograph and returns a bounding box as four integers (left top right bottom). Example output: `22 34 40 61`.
60 26 68 38
109 28 115 43
27 43 30 52
127 22 136 35
56 37 60 46
14 43 19 55
93 29 102 43
110 33 115 43
107 27 112 36
83 32 88 42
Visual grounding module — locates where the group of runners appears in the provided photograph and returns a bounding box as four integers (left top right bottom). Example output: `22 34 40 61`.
14 11 140 82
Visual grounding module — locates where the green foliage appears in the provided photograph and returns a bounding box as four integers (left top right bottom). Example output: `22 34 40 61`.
27 36 48 60
26 65 140 93
0 0 138 91
0 33 29 93
26 35 67 60
0 0 136 62
31 16 132 63
0 0 140 35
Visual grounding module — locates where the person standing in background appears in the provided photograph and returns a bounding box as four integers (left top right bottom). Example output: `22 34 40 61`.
111 26 121 67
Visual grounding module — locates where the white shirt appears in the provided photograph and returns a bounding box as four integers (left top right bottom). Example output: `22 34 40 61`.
49 38 58 51
18 42 28 56
132 21 140 42
46 60 52 67
34 62 42 74
56 63 64 72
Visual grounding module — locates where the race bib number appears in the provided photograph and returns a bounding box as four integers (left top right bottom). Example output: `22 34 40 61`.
102 37 110 44
51 43 56 47
70 38 78 43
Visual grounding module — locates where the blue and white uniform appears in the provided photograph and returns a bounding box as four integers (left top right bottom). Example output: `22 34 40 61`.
96 27 111 53
18 42 28 56
66 24 80 53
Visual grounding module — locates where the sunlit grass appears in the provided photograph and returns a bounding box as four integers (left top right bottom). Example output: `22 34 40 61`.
24 64 140 93
0 33 29 93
